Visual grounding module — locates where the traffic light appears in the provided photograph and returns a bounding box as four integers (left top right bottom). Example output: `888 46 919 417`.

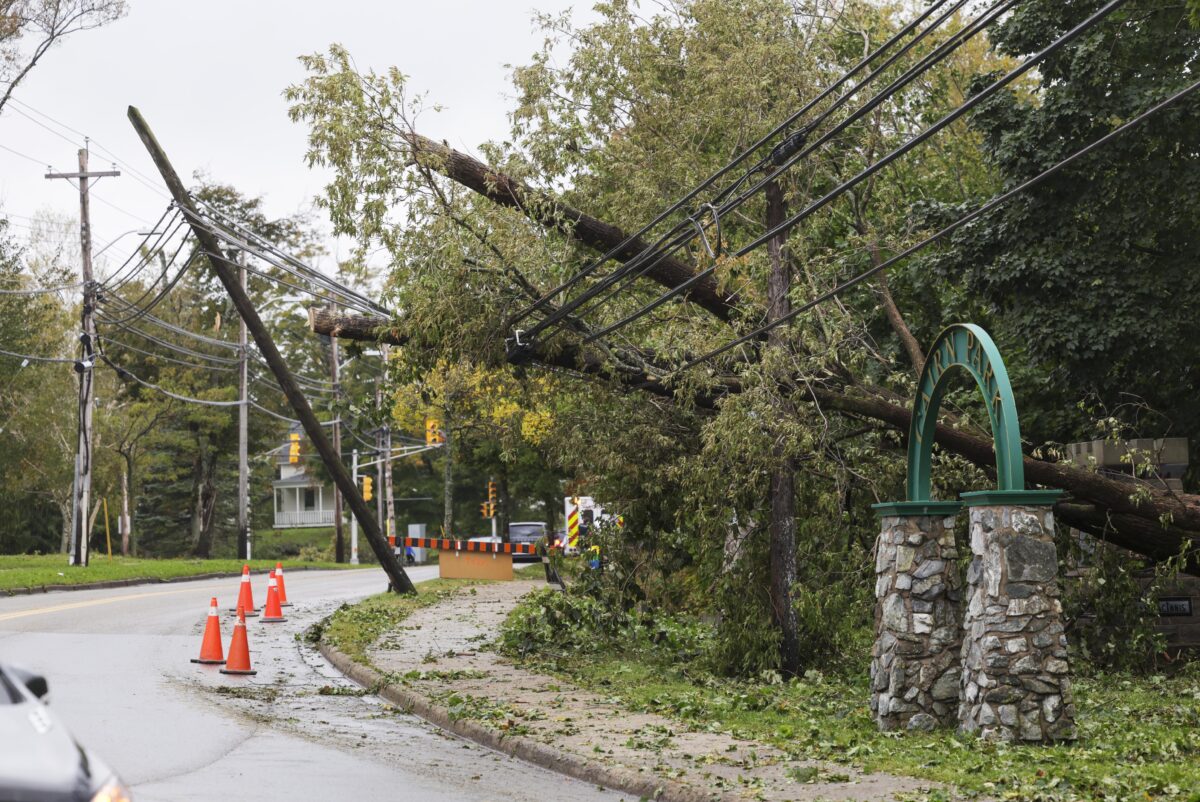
288 432 300 464
362 475 373 501
425 417 444 445
487 480 497 503
480 501 495 518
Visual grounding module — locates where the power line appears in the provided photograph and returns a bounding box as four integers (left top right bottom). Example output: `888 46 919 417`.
6 98 172 201
0 345 74 364
671 72 1200 378
569 0 1125 346
506 0 959 328
524 0 1015 345
0 141 49 167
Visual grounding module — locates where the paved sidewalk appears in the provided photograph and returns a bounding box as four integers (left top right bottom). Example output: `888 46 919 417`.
364 577 940 802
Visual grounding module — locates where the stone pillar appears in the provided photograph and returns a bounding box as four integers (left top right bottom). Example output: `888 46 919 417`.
869 503 964 732
958 492 1074 741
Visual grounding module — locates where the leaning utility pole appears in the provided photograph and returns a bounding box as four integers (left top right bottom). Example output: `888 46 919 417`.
329 316 345 562
128 107 416 593
236 252 251 561
47 147 119 567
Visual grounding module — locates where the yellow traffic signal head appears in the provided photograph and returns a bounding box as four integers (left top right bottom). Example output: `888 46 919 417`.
487 481 497 503
288 432 300 464
362 475 373 501
425 417 444 445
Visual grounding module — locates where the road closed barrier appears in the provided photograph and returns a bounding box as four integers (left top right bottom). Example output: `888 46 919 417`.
403 537 536 581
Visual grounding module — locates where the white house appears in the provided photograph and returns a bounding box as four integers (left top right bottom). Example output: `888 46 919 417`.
272 427 336 528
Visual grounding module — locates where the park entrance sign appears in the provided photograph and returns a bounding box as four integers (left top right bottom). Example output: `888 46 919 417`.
869 324 1073 742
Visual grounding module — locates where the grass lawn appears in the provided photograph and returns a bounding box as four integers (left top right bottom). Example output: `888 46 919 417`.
502 602 1200 801
313 579 487 664
0 554 367 592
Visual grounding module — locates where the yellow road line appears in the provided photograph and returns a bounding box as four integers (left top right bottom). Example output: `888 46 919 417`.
0 586 209 622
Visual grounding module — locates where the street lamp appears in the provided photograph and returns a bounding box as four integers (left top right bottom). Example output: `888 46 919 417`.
93 228 157 259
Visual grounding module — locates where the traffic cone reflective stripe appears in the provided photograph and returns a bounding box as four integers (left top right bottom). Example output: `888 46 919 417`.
220 606 256 676
190 597 225 665
230 564 258 616
275 562 292 607
261 571 286 623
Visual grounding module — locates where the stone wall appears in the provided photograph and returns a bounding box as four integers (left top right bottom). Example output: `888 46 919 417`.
959 504 1075 741
871 514 963 731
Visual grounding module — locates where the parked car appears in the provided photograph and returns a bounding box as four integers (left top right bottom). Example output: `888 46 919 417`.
0 662 132 801
508 521 548 561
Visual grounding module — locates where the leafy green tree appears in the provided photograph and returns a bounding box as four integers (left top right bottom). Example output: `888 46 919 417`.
923 0 1200 454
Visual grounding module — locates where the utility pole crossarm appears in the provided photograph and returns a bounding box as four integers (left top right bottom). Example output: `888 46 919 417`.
126 105 415 594
44 169 121 180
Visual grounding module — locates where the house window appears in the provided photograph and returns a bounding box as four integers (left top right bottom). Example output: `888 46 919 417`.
303 488 316 511
275 490 282 514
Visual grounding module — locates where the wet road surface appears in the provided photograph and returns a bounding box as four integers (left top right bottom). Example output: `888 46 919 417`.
0 566 624 801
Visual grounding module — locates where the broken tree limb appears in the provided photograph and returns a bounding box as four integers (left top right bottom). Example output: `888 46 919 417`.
310 307 1200 569
129 106 416 594
393 129 736 323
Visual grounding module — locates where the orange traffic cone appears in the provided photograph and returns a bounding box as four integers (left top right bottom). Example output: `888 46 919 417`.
220 606 256 675
229 564 258 617
275 562 292 607
190 597 225 665
261 570 286 623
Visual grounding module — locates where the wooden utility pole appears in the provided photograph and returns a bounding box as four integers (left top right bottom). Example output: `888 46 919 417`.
764 179 801 677
128 106 415 593
350 448 359 563
236 254 251 560
380 343 395 547
329 320 345 562
47 147 119 567
375 382 385 533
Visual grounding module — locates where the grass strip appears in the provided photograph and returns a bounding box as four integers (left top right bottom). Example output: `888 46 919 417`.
0 554 366 592
504 635 1200 801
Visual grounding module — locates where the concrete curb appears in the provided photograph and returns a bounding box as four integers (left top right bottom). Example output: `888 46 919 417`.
1 565 359 598
318 640 737 802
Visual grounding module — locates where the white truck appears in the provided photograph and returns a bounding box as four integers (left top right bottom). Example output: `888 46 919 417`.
562 496 614 552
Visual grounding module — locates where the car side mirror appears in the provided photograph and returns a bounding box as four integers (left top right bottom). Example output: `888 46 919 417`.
9 666 49 700
24 674 49 699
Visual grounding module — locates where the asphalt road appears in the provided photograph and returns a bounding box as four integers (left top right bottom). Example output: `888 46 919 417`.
0 566 623 801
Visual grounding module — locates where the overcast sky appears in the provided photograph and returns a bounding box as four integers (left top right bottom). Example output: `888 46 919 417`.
0 0 591 271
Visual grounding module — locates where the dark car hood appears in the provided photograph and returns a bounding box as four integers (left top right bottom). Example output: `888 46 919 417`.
0 701 96 801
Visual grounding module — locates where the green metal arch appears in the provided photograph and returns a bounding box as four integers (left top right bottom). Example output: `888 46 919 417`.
907 324 1024 502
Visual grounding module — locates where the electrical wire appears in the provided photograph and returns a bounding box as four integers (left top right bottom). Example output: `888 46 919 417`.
525 0 1016 344
0 345 75 364
568 0 1124 346
670 72 1200 377
98 353 242 407
0 279 85 295
190 198 388 314
507 0 958 327
0 142 48 167
6 98 173 201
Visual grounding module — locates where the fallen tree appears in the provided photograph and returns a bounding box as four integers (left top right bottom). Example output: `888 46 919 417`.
309 307 1200 570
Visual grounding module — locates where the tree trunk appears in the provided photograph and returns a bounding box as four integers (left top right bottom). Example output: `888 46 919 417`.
189 448 218 558
58 497 71 555
542 491 559 536
765 179 802 677
497 470 511 542
442 417 454 536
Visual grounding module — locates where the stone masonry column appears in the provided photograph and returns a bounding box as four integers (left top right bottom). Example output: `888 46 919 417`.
869 503 964 732
958 492 1075 741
